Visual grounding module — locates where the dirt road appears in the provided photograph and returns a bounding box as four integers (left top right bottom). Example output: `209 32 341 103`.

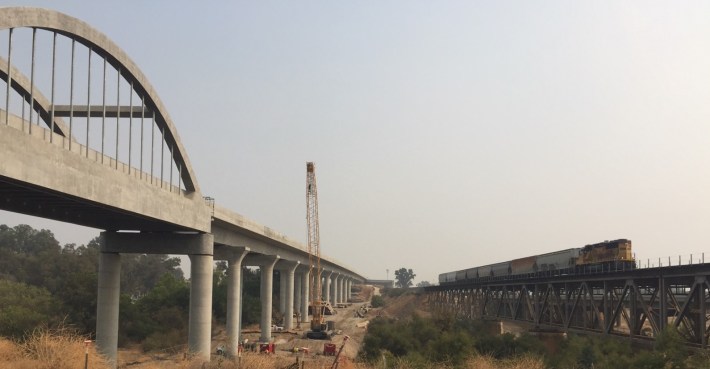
226 285 375 361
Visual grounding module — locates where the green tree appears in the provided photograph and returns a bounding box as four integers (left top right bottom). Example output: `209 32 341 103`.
371 295 385 308
651 327 687 369
121 253 184 298
119 273 191 349
0 279 57 339
241 267 262 324
212 261 229 323
394 268 416 288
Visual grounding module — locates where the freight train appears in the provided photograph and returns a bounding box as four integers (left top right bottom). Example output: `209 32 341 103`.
439 239 635 285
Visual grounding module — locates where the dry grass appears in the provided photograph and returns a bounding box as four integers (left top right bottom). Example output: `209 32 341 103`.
0 338 22 361
0 330 545 369
0 327 110 369
465 355 546 369
125 353 359 369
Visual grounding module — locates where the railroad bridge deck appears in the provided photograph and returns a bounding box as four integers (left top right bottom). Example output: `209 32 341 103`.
426 263 710 348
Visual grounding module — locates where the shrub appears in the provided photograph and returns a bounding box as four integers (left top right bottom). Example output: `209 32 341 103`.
371 295 385 308
142 329 185 352
13 327 109 369
383 288 408 298
0 280 57 339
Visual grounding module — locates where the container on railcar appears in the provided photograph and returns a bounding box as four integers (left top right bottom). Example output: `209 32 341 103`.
510 256 537 275
455 269 468 282
478 265 492 278
439 271 457 285
490 262 510 277
464 267 479 280
536 248 581 273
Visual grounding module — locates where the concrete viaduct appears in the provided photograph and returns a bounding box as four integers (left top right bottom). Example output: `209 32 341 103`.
0 7 366 367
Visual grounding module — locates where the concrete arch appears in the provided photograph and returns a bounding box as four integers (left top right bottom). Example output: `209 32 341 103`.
0 56 71 138
0 7 200 193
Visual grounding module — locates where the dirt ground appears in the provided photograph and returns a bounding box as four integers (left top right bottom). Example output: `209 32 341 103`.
375 291 431 320
117 285 378 368
235 285 376 361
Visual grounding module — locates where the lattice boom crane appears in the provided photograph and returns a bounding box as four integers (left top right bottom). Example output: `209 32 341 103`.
306 162 327 338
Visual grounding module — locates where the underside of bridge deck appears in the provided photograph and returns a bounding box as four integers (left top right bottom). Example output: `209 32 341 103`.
0 175 190 231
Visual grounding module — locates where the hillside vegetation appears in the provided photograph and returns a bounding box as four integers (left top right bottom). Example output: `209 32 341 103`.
359 288 710 369
2 225 709 369
0 224 270 351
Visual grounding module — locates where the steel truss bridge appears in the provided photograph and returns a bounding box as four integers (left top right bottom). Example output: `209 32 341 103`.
426 264 710 348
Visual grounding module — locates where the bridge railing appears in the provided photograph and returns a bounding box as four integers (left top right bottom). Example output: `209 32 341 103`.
0 25 194 195
635 252 706 269
1 108 184 195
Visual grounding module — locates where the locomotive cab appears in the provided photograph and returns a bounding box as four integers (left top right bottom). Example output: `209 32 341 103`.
576 239 635 272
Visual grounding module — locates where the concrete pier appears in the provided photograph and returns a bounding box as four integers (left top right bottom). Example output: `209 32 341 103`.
338 275 344 304
330 274 337 305
188 253 214 360
324 271 332 305
278 261 298 330
300 269 310 323
96 251 121 368
96 232 216 366
225 249 248 356
247 255 279 342
279 271 287 314
294 271 302 319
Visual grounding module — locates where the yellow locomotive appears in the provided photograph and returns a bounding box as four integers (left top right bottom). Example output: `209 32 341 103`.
575 239 635 272
439 239 637 285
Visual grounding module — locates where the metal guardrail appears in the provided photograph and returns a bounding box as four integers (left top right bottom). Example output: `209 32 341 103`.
635 252 706 269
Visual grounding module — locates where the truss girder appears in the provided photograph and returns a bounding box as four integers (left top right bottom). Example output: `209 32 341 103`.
427 266 710 348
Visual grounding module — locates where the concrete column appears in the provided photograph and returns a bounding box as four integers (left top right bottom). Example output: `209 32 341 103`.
347 279 352 301
334 275 341 305
98 231 214 366
339 276 344 304
259 257 279 342
330 274 337 305
96 251 121 368
343 278 347 302
279 270 287 315
343 277 350 304
277 261 298 330
300 270 310 323
226 249 248 356
188 253 214 360
294 272 302 317
324 272 332 305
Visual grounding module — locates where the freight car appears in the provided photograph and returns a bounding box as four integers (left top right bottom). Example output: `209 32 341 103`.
439 239 635 285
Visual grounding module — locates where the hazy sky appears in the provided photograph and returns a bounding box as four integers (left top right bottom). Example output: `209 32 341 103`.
1 1 710 284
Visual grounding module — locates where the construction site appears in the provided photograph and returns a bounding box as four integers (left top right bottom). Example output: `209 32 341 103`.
112 284 385 368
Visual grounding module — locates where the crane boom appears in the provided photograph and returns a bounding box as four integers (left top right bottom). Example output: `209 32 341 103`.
306 162 326 337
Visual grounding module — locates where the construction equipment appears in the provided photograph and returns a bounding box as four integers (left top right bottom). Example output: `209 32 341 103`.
323 343 337 356
329 336 350 369
306 162 328 339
